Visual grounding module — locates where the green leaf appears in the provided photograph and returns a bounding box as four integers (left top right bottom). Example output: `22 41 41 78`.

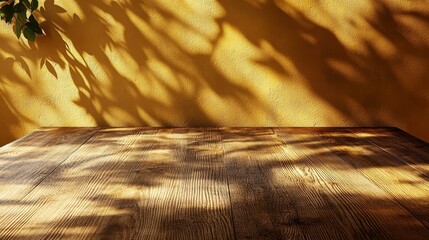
23 27 35 41
21 0 31 9
15 21 22 39
28 14 37 25
18 7 26 21
13 2 26 13
14 2 26 22
26 23 43 34
30 0 38 11
26 14 42 34
26 22 43 34
0 4 14 23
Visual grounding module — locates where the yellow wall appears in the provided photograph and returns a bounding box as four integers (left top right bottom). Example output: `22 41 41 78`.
1 0 429 145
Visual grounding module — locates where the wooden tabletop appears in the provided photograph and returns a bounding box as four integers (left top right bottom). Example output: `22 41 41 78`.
0 127 428 239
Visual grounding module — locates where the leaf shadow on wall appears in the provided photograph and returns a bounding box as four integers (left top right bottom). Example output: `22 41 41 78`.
1 0 429 144
215 0 429 139
0 51 36 146
28 0 264 128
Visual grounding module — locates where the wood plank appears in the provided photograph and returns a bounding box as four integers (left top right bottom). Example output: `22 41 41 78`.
274 128 429 239
223 128 351 240
315 128 429 229
386 128 429 153
0 128 99 207
0 128 147 239
1 127 429 239
348 128 429 177
133 128 234 240
0 128 234 239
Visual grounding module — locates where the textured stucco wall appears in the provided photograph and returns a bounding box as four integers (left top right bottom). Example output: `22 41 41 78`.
1 0 429 145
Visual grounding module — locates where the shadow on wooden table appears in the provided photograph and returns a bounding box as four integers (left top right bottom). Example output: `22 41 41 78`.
0 128 428 239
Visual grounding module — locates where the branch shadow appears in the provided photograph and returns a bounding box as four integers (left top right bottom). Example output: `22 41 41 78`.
1 0 429 145
0 128 428 238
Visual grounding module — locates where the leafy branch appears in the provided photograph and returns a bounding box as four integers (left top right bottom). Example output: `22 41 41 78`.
0 0 43 41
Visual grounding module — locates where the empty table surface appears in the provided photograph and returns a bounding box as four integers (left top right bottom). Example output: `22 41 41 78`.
0 127 428 239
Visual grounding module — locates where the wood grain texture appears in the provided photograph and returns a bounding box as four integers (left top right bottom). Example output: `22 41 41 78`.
222 128 349 240
222 128 298 239
275 128 429 239
0 128 146 239
0 128 234 240
0 127 428 239
132 128 234 240
349 128 429 177
0 128 99 212
316 128 429 229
